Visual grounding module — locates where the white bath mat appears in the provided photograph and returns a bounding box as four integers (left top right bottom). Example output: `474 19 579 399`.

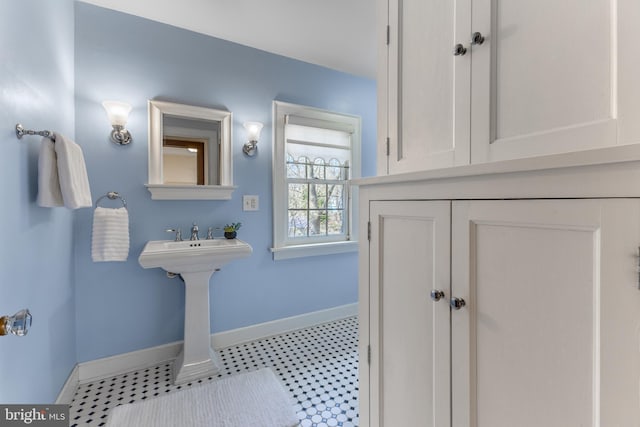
105 368 298 427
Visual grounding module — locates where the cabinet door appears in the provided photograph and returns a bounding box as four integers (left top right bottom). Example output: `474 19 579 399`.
380 0 471 175
451 199 640 427
368 201 451 427
471 0 618 163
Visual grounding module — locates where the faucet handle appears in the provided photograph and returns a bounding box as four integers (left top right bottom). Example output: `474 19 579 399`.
190 222 200 241
166 228 183 241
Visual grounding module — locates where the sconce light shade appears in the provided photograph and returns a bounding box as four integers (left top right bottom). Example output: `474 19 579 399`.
102 100 132 145
243 121 263 156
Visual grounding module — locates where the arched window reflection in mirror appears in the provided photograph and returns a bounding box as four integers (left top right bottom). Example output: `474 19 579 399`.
146 100 235 200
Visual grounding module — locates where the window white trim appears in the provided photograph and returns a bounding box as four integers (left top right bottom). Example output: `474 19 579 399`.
270 241 359 261
272 101 361 259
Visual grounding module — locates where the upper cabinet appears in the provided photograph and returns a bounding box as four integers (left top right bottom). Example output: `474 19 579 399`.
378 0 640 175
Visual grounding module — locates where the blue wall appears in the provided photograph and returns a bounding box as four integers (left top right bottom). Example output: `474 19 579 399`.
0 0 77 403
73 4 376 362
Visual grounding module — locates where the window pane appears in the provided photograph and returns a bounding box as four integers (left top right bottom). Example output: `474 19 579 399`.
288 183 308 209
312 158 325 179
288 210 308 237
300 156 312 179
286 154 305 179
309 184 327 209
327 184 344 209
327 210 345 235
308 210 326 236
326 158 342 180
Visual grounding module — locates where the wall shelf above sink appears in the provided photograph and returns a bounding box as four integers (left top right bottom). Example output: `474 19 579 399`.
144 184 236 200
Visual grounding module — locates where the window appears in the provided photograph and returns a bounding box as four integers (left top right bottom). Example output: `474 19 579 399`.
272 101 361 260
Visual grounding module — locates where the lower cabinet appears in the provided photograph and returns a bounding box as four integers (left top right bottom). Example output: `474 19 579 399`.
365 198 640 427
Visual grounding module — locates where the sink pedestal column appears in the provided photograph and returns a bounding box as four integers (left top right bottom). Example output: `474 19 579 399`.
173 270 221 385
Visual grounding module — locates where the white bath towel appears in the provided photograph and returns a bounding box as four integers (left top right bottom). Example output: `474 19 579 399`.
92 207 130 262
106 368 298 427
54 133 92 209
37 138 64 207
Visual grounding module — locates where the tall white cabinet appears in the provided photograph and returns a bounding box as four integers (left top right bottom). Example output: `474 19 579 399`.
378 0 640 175
357 151 640 427
368 0 640 423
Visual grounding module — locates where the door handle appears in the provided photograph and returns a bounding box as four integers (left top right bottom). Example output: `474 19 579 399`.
471 31 485 46
453 43 467 56
430 289 445 302
450 297 466 310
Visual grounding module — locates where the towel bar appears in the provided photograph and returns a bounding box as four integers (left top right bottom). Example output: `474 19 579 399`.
95 191 127 208
15 124 56 142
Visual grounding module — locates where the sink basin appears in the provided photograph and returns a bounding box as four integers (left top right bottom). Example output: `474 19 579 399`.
138 238 252 385
138 238 252 273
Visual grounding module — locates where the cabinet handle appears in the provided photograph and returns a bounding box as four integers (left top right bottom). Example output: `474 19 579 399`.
450 297 466 310
430 289 445 302
453 44 467 56
471 32 485 46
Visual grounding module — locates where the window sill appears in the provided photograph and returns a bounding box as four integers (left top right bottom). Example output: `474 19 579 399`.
270 241 358 261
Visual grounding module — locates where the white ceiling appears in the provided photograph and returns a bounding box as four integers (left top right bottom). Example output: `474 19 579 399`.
78 0 377 80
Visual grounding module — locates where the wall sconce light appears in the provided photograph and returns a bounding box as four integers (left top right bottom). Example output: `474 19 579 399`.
0 309 32 337
102 100 132 145
242 121 263 156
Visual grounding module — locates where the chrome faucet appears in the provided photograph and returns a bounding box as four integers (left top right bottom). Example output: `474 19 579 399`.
190 223 199 240
166 228 183 242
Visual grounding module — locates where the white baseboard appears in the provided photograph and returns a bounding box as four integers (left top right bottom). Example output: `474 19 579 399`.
56 364 79 404
78 341 183 385
212 303 358 349
60 303 357 393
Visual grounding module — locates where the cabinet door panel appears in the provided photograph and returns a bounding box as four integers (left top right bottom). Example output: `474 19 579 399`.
385 0 471 174
471 0 617 163
369 201 451 427
451 199 640 427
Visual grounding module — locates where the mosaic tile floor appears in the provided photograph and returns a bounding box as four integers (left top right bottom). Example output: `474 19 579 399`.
69 316 359 427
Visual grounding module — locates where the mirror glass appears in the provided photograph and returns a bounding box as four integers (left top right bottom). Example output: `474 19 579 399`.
162 116 220 185
147 100 235 200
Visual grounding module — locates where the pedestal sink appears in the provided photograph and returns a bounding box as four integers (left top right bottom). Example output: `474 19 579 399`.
138 238 252 385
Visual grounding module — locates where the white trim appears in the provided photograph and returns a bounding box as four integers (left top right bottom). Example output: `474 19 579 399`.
69 303 357 385
55 364 79 404
352 143 640 190
271 240 358 260
78 341 183 385
212 303 358 349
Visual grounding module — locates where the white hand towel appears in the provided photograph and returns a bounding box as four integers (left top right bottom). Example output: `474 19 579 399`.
92 207 130 262
54 133 92 209
37 138 64 207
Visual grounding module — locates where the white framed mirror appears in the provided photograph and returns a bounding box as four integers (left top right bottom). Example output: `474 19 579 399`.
146 100 235 200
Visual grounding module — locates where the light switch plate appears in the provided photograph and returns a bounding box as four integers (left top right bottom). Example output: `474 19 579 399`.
243 195 259 211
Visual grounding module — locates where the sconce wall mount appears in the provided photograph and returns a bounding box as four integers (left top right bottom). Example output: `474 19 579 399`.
110 124 132 145
242 121 263 157
102 101 132 145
